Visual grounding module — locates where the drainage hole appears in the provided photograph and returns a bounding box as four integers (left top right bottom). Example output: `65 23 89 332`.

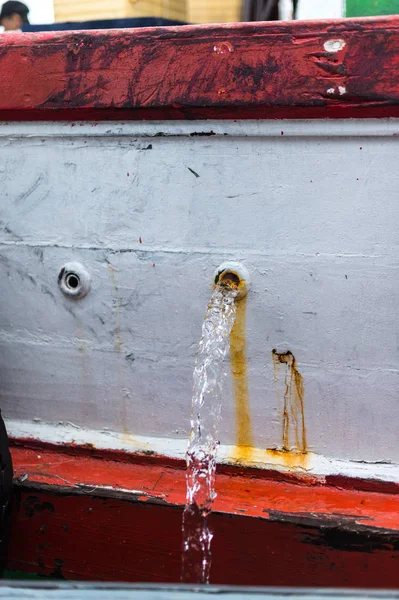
218 271 240 289
65 273 80 290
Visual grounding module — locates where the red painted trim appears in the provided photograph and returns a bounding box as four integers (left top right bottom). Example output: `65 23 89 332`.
10 437 187 470
10 445 399 533
1 16 399 120
10 438 399 495
8 488 399 586
8 444 399 586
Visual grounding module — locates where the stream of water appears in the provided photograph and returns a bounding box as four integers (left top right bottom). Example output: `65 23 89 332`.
181 283 238 584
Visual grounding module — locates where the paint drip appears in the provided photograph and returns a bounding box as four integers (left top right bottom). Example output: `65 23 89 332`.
181 284 238 584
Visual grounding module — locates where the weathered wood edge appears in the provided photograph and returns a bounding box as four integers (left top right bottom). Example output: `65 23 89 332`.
1 16 399 120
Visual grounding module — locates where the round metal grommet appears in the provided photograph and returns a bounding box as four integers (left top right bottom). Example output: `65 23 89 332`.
58 262 91 299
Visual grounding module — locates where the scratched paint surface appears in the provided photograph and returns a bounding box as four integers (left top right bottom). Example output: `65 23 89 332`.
12 445 399 525
1 17 399 119
1 119 399 473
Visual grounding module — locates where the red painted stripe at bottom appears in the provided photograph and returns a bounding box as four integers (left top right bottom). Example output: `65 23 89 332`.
10 445 399 531
7 488 399 586
11 438 399 495
7 445 399 586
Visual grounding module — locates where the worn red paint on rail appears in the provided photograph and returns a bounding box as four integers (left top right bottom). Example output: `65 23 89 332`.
1 16 399 120
8 445 399 586
11 437 399 494
10 446 399 532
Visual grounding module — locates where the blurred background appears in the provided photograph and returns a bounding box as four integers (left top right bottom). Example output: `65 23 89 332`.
17 0 399 31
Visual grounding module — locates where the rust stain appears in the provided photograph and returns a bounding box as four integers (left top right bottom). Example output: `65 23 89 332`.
75 320 91 417
266 448 309 470
218 271 240 290
75 321 87 354
230 297 253 461
108 265 131 438
108 266 123 354
272 350 307 454
216 269 247 298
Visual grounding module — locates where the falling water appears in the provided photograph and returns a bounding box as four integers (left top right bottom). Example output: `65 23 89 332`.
181 282 238 584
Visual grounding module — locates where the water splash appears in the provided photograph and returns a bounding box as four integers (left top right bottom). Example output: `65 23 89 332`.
181 284 238 584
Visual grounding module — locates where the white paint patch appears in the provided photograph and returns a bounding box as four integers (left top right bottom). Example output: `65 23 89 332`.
7 419 399 485
324 39 346 53
327 86 346 96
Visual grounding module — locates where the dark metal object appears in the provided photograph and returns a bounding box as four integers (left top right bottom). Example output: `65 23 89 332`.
243 0 299 21
23 17 186 32
0 412 12 576
243 0 279 21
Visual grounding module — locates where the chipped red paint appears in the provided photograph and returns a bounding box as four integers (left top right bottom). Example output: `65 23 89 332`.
10 446 399 529
8 445 399 586
10 437 187 469
1 17 399 120
7 489 399 587
11 438 399 495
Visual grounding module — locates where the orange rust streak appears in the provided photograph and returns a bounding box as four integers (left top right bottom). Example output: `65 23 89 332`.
292 357 307 452
266 448 309 470
230 297 253 460
272 350 307 454
282 371 290 452
11 445 399 531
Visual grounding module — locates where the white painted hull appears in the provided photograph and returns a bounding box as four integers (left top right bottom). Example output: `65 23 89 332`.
2 119 399 481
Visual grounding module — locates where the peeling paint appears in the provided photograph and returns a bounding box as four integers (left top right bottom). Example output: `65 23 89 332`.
9 419 399 483
266 448 309 470
327 86 346 95
10 446 399 588
323 39 346 53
